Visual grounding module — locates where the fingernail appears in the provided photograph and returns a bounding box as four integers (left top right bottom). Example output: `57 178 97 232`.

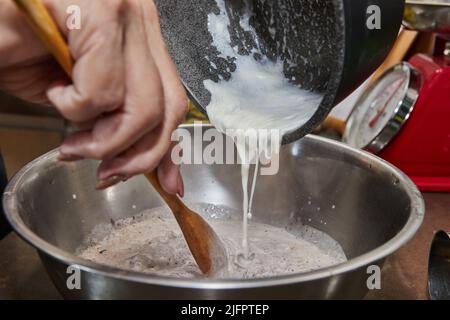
177 174 185 198
96 175 127 190
97 159 128 180
58 153 84 162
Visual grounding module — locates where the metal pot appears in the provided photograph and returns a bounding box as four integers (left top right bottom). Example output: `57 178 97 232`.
3 125 424 299
155 0 405 143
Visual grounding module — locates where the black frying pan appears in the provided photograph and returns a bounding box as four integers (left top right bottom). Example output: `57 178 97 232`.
155 0 405 143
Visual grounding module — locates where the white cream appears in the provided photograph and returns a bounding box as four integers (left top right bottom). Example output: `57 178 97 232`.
204 0 323 258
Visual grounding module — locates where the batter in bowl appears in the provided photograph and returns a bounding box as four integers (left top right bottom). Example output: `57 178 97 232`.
78 205 347 279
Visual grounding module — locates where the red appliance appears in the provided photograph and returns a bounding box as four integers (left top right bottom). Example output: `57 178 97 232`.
381 53 450 191
344 40 450 191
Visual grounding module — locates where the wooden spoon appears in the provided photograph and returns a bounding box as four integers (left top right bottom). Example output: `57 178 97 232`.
13 0 227 275
145 172 227 274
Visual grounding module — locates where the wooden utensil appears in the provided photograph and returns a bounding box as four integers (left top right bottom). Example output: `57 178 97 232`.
145 172 227 274
322 28 420 135
369 28 419 86
13 0 227 275
13 0 73 77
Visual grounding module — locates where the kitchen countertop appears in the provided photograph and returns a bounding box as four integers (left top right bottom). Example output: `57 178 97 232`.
0 193 448 300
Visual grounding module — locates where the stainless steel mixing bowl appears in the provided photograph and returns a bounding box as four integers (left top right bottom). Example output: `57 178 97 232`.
3 125 424 299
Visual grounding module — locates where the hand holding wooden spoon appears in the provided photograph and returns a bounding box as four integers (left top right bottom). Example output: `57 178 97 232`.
13 0 227 275
2 0 187 195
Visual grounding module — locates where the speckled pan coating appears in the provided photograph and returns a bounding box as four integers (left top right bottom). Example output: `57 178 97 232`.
154 0 403 144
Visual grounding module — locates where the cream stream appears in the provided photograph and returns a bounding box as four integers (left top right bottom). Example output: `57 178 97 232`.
204 0 323 258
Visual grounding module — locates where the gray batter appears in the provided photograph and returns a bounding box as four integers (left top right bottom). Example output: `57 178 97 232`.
78 205 347 279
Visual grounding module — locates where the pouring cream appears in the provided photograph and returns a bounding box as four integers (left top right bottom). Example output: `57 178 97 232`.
204 0 323 258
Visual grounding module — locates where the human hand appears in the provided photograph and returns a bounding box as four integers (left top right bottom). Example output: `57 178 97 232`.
0 0 187 195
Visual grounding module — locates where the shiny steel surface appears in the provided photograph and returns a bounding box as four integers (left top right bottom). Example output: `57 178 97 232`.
404 0 450 34
428 231 450 300
3 125 424 299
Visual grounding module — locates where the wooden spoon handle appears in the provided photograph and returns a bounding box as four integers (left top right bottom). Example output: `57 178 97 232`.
13 0 73 77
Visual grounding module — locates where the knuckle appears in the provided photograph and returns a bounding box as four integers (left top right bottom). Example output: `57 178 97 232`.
60 94 93 122
123 0 159 21
78 81 124 115
168 91 189 123
134 159 156 175
72 91 93 110
91 88 125 112
89 120 122 160
90 146 109 160
122 0 140 11
142 103 164 127
147 1 160 21
108 0 127 16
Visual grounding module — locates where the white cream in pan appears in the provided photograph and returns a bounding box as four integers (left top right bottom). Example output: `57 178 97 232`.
204 0 323 258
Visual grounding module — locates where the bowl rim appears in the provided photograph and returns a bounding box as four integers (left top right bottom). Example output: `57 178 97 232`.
2 125 425 290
